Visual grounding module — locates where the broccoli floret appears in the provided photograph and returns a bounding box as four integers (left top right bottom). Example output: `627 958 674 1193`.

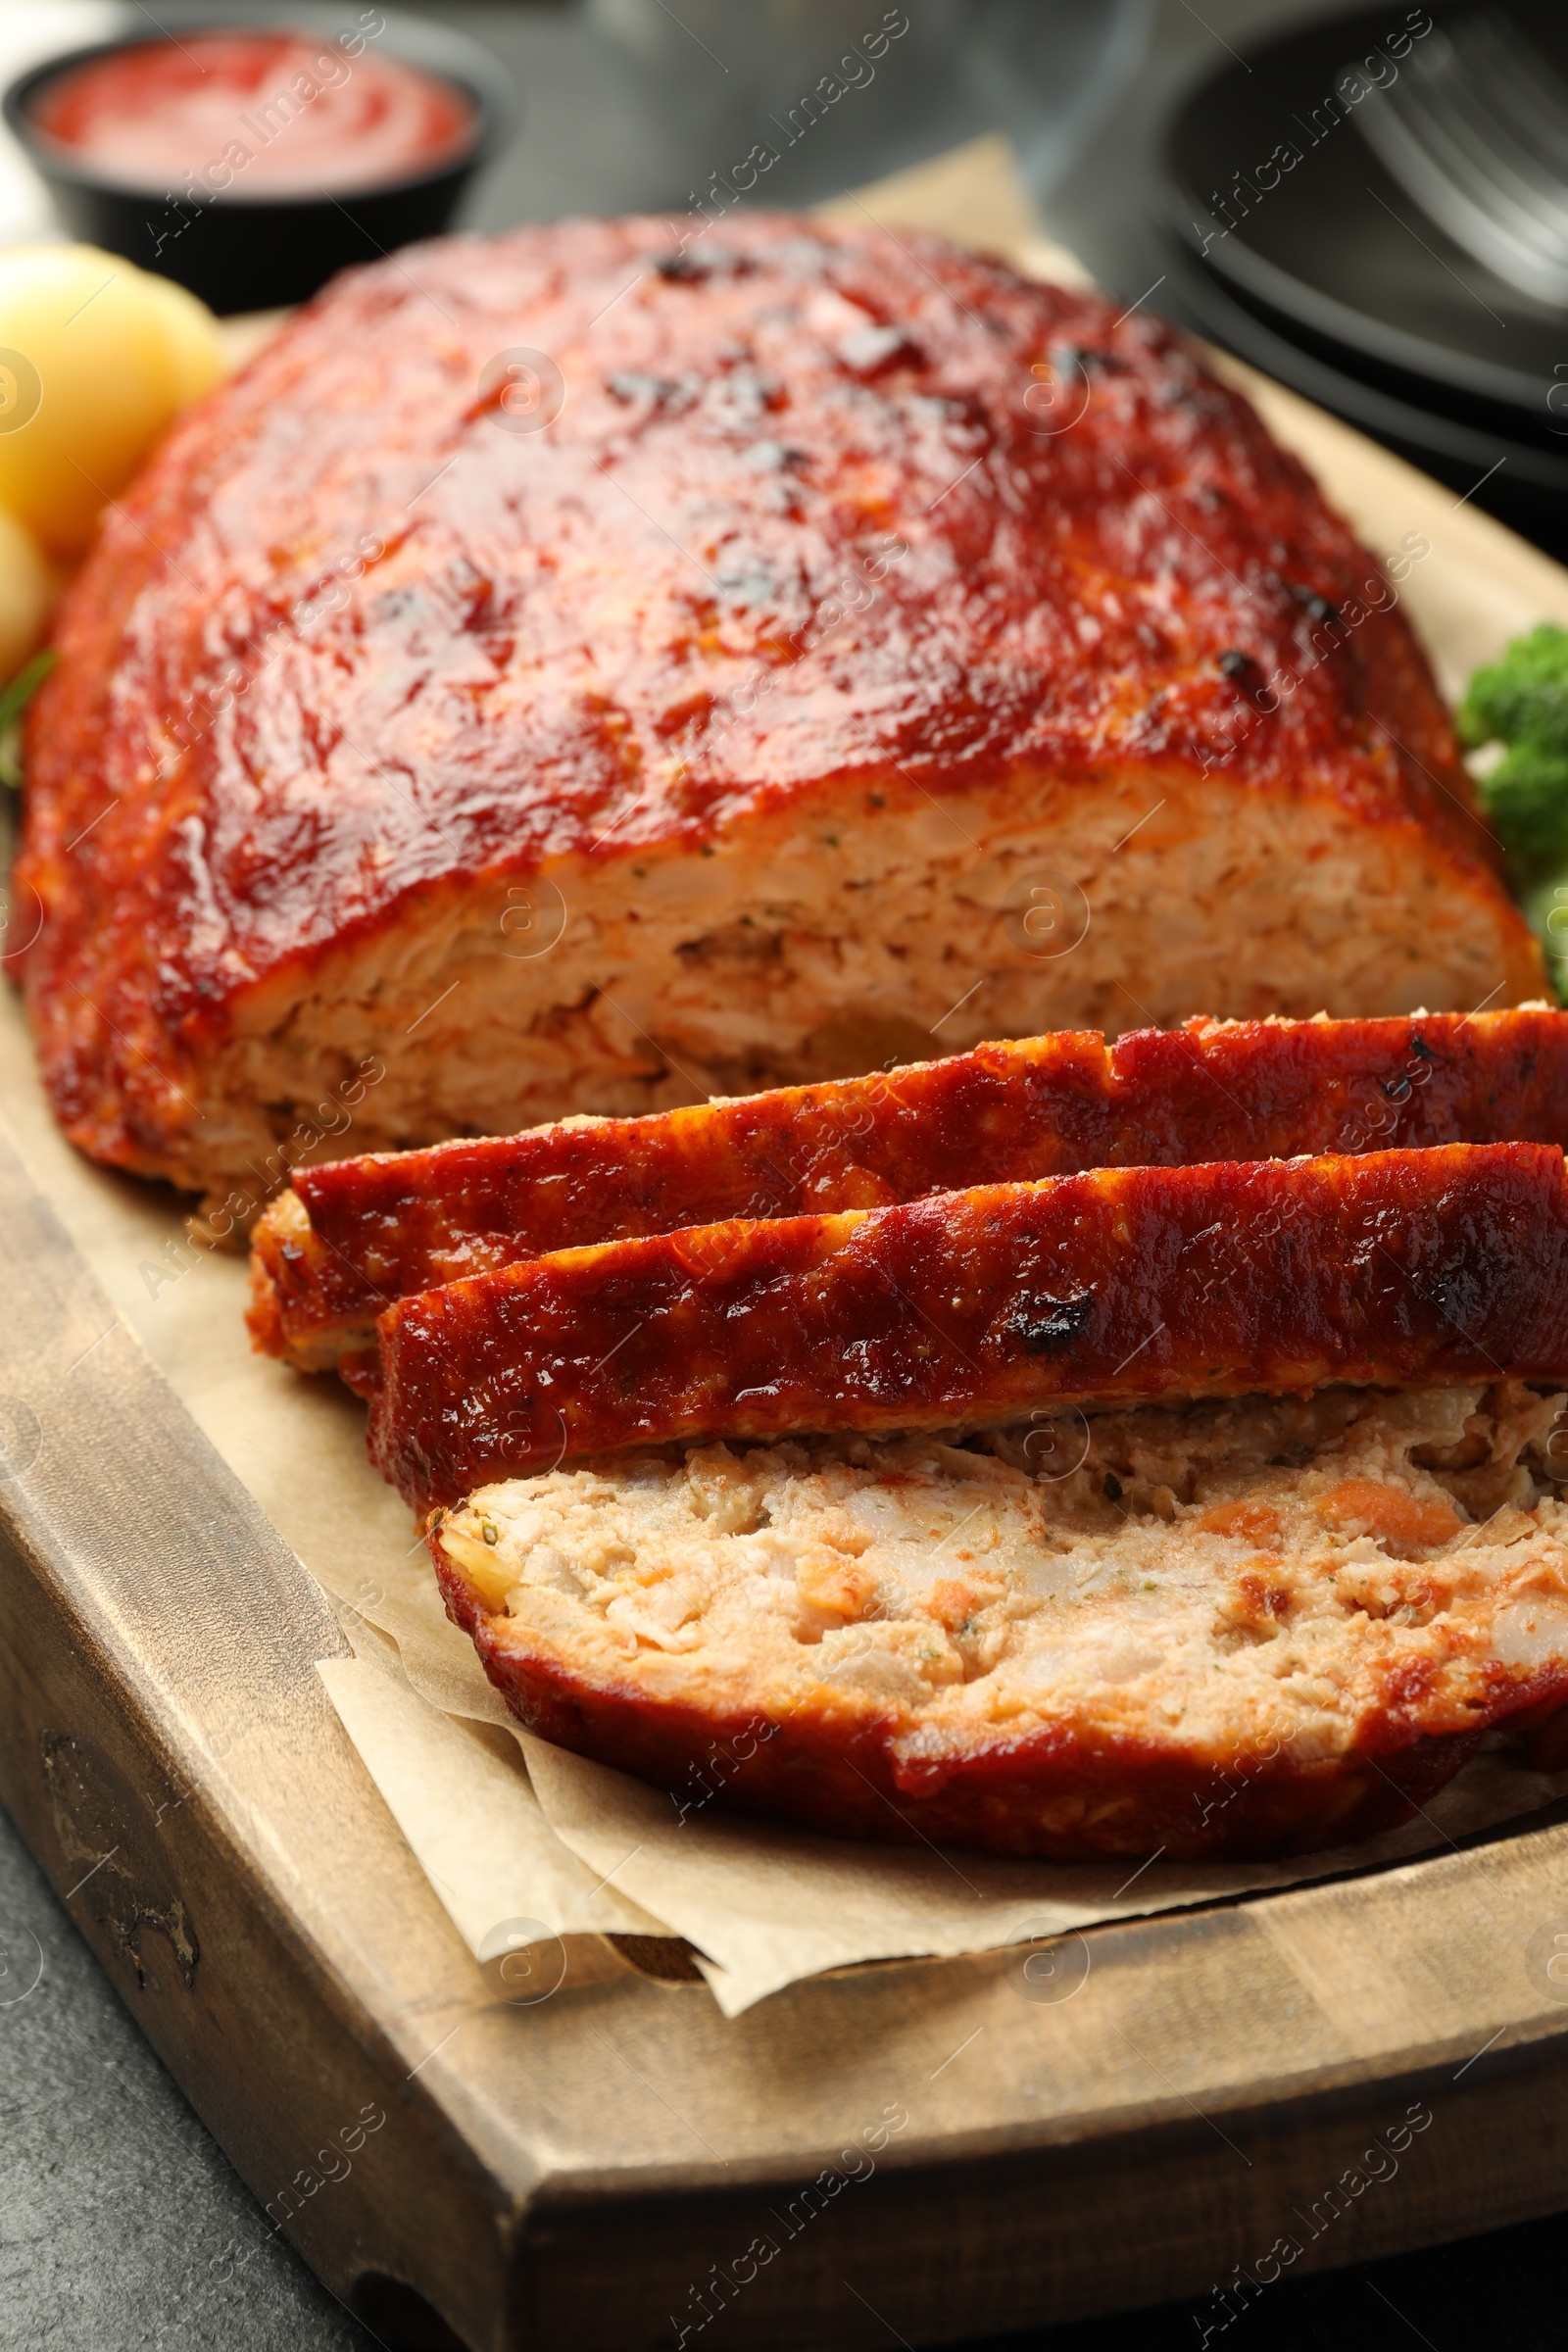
1474 738 1568 871
1460 623 1568 755
1459 623 1568 871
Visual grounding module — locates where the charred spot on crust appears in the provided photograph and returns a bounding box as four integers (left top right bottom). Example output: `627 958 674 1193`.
1007 1292 1096 1352
1409 1266 1487 1334
654 247 751 281
1217 648 1267 705
1287 582 1348 635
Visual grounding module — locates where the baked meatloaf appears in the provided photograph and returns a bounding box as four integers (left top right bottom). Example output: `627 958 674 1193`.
251 1006 1568 1379
18 213 1541 1203
369 1142 1568 1511
430 1380 1568 1860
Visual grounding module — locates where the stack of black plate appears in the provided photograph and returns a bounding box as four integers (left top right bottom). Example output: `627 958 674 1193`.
1157 0 1568 558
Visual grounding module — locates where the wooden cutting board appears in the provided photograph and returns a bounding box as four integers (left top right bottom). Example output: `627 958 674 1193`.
6 145 1568 2352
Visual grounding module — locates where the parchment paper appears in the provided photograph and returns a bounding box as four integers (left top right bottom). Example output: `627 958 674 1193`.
10 135 1568 2016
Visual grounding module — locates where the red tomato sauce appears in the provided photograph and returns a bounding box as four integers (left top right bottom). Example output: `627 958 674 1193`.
30 30 474 196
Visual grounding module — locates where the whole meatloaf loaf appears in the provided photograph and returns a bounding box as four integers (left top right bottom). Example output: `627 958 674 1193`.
18 214 1542 1203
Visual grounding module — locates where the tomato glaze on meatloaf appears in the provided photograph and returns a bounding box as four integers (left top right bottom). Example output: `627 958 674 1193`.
430 1381 1568 1861
250 1006 1568 1378
18 213 1539 1203
369 1143 1568 1512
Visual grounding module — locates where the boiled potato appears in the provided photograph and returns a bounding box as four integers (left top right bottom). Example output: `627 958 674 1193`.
139 271 227 407
0 245 225 559
0 504 57 680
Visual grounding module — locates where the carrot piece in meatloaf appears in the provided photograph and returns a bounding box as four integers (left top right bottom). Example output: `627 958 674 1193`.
251 1006 1568 1379
368 1142 1568 1511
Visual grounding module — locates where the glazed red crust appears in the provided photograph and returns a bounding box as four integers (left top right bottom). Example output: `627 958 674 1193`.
432 1542 1502 1863
16 212 1534 1189
371 1141 1568 1509
251 1007 1568 1373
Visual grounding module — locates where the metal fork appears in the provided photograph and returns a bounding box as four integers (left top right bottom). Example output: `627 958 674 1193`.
1350 11 1568 307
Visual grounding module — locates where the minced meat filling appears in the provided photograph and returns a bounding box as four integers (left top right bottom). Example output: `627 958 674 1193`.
435 1381 1568 1763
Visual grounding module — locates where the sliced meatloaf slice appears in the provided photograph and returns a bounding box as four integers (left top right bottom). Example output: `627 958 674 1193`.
18 213 1541 1205
368 1143 1568 1510
430 1380 1568 1860
251 1005 1568 1378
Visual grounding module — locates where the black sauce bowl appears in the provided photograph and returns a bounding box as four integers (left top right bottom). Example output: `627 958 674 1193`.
2 5 516 314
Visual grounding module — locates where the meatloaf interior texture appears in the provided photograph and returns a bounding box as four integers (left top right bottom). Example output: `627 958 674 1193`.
19 213 1540 1203
431 1381 1568 1860
370 1143 1568 1508
251 1007 1568 1374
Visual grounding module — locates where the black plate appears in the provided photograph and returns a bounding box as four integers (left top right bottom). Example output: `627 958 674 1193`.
1159 0 1568 445
1163 241 1568 562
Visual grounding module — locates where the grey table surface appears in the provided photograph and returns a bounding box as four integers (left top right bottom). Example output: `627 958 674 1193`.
6 1 1568 2347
